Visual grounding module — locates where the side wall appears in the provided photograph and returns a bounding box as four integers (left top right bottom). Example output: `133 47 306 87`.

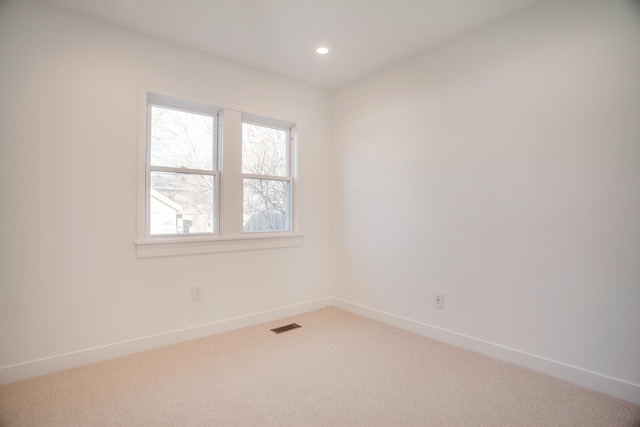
331 0 640 404
0 0 331 382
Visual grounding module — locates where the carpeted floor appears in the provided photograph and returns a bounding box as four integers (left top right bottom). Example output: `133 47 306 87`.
1 307 638 426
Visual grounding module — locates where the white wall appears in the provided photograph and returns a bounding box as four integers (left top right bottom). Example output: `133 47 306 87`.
0 0 331 379
331 0 640 402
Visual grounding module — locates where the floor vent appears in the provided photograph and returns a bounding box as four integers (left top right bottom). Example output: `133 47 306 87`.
270 323 302 334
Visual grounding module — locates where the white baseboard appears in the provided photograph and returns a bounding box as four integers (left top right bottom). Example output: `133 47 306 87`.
3 296 638 406
331 297 640 406
0 297 332 386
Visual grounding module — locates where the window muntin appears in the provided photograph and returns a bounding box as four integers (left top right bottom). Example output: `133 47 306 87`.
242 121 292 233
146 96 219 237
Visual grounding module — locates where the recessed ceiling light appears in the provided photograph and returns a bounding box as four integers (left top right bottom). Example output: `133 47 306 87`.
316 47 329 55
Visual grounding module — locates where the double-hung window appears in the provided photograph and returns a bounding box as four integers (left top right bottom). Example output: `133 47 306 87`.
242 117 293 233
137 91 301 257
146 94 219 236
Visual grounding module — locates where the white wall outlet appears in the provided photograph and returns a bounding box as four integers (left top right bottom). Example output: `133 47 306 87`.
434 292 444 309
191 285 202 301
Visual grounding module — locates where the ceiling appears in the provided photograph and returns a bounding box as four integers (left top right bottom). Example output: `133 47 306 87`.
37 0 547 90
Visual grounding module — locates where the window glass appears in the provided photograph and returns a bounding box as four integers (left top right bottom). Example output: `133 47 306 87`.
150 171 215 235
243 178 290 232
150 106 214 170
242 123 287 177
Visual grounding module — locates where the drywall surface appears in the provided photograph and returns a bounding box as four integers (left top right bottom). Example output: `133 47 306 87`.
331 0 640 394
0 0 331 374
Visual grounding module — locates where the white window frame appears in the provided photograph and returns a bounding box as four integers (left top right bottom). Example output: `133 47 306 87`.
241 114 295 234
146 93 221 237
135 89 302 258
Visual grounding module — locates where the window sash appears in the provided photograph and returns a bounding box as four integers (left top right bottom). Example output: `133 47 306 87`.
241 119 293 233
241 120 292 177
146 169 219 237
146 104 219 172
242 177 292 233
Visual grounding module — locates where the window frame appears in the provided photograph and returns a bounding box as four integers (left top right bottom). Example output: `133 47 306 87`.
135 89 302 258
241 115 295 234
146 94 221 238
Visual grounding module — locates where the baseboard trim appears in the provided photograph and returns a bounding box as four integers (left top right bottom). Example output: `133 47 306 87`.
3 296 638 405
0 297 332 386
331 297 640 406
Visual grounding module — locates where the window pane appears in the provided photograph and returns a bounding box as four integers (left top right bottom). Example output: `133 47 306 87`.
242 123 287 177
150 106 214 170
150 171 214 235
243 178 290 232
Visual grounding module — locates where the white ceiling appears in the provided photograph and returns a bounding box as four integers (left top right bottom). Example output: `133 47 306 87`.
37 0 547 90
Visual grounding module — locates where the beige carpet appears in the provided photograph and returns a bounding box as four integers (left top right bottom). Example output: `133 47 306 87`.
1 307 638 426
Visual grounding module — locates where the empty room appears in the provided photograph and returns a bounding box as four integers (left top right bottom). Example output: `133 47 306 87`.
1 0 639 425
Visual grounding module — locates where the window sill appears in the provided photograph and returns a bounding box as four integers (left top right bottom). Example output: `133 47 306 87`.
135 233 303 258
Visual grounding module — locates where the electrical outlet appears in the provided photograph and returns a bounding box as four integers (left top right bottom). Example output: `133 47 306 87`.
191 285 202 301
434 292 444 309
